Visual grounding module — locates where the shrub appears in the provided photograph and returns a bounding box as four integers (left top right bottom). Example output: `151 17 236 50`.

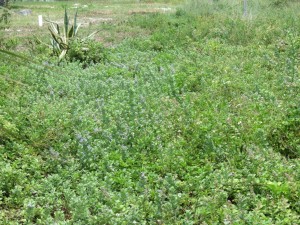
270 0 288 7
67 39 107 68
0 0 10 29
268 106 300 158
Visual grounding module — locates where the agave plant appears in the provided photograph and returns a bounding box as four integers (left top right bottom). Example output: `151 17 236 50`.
46 8 81 61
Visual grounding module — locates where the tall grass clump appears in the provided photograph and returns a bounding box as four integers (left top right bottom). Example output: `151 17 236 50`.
184 0 243 17
180 0 300 46
183 0 299 18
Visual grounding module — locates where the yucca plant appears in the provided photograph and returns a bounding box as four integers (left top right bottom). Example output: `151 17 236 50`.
46 8 97 61
47 8 81 61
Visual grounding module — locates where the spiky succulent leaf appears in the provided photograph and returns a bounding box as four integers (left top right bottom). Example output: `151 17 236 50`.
68 25 74 38
64 8 69 37
74 23 81 36
59 49 67 61
73 9 78 36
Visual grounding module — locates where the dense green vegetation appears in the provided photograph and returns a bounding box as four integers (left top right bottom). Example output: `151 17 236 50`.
1 0 300 223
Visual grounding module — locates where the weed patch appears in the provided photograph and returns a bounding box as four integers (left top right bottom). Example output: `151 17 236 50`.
0 0 300 223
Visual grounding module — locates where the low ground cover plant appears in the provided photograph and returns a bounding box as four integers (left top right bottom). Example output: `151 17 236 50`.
0 0 300 224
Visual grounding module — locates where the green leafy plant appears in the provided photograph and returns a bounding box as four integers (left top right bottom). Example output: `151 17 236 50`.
67 38 107 68
0 114 18 144
0 0 11 29
268 106 300 158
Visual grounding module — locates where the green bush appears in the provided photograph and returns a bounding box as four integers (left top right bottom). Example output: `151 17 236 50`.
0 0 10 29
268 106 300 158
67 39 107 68
270 0 288 7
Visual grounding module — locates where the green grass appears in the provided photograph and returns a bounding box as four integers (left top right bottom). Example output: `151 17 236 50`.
1 0 300 224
